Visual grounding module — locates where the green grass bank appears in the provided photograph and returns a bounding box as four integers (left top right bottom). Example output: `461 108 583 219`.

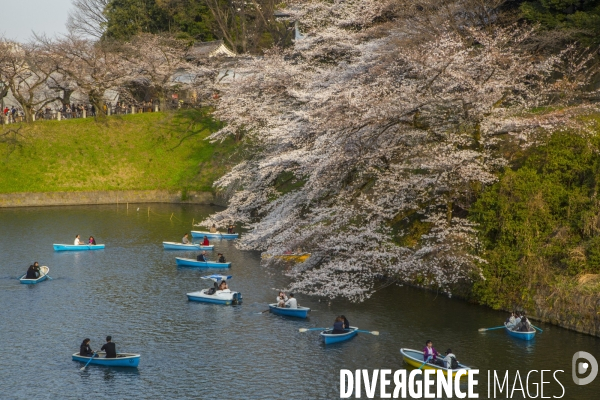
0 109 235 193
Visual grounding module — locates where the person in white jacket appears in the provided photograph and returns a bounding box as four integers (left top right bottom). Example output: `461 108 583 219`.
74 234 83 245
285 293 297 309
443 349 458 369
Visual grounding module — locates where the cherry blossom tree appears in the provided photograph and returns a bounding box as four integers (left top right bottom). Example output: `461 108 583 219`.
199 0 597 301
0 38 59 122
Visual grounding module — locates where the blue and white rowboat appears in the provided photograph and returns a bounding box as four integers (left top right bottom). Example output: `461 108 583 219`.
268 303 310 318
504 323 536 340
191 230 239 239
72 352 140 367
19 266 50 284
175 257 231 268
186 275 242 305
162 242 214 250
320 326 359 344
54 244 105 251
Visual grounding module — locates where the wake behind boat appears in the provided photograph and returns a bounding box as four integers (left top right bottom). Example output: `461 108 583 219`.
175 257 231 268
20 266 49 284
268 303 310 318
504 322 536 340
72 351 140 367
186 275 242 305
54 244 105 251
191 230 239 239
163 242 214 250
400 348 472 377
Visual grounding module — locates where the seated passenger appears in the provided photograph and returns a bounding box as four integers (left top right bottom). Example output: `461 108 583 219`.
88 236 96 245
219 280 228 290
101 335 116 358
32 262 41 278
217 253 226 263
209 224 217 233
197 251 207 262
443 349 459 369
285 293 297 309
518 316 532 332
506 312 516 329
207 282 218 295
74 234 83 245
79 338 95 357
277 291 288 307
227 225 235 234
341 315 350 329
332 316 346 334
202 236 210 246
182 233 190 244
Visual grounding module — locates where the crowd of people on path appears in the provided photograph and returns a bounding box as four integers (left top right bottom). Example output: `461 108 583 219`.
506 312 534 332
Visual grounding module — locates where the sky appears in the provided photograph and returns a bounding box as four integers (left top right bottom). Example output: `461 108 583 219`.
1 0 73 42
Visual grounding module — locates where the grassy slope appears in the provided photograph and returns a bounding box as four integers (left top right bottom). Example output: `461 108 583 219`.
0 109 236 193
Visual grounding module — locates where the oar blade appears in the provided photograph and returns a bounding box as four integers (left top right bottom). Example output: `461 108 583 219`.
299 328 308 333
478 328 487 332
370 331 379 336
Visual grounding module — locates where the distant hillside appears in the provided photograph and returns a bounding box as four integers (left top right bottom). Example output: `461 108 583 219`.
0 109 236 193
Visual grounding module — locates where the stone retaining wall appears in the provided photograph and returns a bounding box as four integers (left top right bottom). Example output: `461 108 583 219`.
0 190 228 208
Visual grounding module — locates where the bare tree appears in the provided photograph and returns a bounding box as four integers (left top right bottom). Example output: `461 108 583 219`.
41 35 131 119
0 39 59 122
66 0 109 39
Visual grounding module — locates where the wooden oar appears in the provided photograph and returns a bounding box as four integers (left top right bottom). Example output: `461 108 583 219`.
531 324 543 333
299 328 326 332
478 326 505 332
80 352 97 371
418 356 432 370
355 329 379 335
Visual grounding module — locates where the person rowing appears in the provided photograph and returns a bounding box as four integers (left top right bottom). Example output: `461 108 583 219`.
227 224 235 234
25 263 39 279
202 236 210 246
217 253 226 263
284 293 297 309
74 234 84 245
423 340 443 366
332 316 346 334
197 251 207 262
209 224 217 233
101 335 116 358
88 236 96 245
79 338 95 357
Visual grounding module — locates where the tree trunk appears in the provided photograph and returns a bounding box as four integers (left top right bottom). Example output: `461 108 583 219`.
89 91 106 119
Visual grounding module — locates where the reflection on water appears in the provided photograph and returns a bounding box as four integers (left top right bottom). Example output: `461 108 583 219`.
0 204 599 399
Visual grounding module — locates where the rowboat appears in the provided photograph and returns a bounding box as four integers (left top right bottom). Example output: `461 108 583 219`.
191 230 239 239
162 242 214 250
53 244 105 251
400 348 472 377
262 253 311 263
186 275 242 305
320 326 359 344
175 257 231 268
268 303 310 318
72 352 140 368
19 266 50 284
504 323 536 340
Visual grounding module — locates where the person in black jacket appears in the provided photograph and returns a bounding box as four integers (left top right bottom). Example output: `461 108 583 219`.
217 253 226 263
341 315 350 329
79 338 95 357
101 336 116 358
197 251 207 262
25 265 37 279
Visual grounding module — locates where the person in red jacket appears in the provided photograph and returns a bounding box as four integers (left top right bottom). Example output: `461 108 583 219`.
202 236 210 246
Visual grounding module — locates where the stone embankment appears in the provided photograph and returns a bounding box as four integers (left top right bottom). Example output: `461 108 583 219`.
0 190 227 208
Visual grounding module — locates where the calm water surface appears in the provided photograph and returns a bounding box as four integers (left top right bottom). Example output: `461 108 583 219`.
0 204 599 399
